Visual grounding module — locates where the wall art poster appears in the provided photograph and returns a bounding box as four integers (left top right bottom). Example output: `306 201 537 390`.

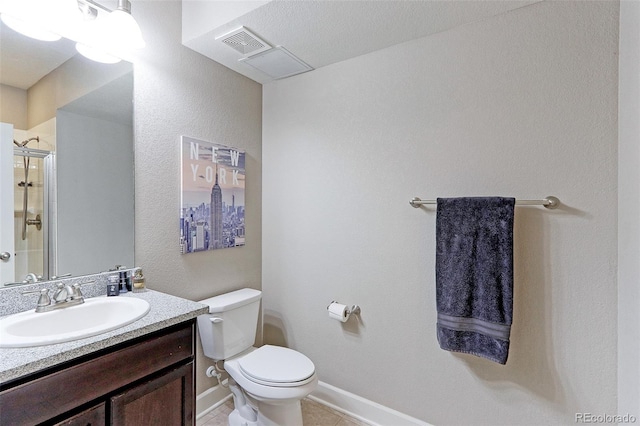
180 136 245 254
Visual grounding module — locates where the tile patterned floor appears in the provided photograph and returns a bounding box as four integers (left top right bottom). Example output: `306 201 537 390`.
197 397 369 426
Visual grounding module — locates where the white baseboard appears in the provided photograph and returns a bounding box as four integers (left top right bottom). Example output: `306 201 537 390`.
196 380 430 425
196 384 232 419
309 381 432 426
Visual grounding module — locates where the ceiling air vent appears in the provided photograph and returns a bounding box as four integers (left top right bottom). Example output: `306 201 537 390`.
216 26 271 57
239 46 313 80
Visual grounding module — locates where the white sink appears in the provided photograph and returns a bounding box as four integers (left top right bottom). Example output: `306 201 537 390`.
0 296 150 348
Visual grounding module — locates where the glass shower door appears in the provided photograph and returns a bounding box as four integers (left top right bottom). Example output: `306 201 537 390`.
11 145 53 282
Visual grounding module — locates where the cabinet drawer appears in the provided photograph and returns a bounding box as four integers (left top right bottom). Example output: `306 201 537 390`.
0 322 194 426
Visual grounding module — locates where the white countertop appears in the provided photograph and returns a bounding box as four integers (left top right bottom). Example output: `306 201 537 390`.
0 290 208 384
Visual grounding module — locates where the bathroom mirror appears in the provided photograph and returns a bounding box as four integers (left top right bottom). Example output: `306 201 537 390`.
0 20 134 286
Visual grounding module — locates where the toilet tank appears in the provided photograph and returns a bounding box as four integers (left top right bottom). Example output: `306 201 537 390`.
197 288 261 361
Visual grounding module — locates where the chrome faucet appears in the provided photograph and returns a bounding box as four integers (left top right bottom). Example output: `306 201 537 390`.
22 281 93 313
24 273 41 283
53 282 76 302
3 273 43 286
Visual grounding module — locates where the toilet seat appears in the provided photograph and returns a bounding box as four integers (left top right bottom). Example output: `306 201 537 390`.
237 345 315 387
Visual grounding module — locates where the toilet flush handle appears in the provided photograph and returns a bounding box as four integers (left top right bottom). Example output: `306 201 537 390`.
210 317 223 324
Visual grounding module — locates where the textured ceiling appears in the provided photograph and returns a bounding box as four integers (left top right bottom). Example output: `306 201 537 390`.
1 1 540 89
183 0 540 84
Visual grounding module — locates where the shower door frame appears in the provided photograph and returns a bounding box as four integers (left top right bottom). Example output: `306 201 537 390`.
11 146 54 283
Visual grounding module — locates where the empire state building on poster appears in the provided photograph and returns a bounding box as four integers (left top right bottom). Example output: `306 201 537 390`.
210 171 223 249
180 136 246 254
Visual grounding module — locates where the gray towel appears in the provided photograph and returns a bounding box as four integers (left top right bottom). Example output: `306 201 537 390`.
436 197 515 364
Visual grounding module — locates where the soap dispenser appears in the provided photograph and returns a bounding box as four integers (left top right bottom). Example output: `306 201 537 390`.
133 269 146 292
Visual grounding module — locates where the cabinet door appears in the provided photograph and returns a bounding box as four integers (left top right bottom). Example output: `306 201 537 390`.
110 362 194 426
53 402 106 426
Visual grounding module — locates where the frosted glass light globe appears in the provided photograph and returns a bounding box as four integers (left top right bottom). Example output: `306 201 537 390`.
104 9 145 50
76 42 121 64
0 14 61 41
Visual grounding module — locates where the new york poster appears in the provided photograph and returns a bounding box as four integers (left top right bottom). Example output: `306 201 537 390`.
180 136 245 254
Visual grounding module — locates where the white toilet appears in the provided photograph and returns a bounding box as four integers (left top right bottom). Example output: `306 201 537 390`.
197 288 318 426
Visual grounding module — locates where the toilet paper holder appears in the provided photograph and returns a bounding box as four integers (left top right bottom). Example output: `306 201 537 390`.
327 301 361 319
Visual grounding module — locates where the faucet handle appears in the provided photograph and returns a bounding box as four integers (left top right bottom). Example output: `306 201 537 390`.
70 281 94 299
22 288 51 308
71 284 83 299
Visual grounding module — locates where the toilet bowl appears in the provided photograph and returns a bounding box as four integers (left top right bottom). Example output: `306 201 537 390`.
225 345 318 425
197 289 317 426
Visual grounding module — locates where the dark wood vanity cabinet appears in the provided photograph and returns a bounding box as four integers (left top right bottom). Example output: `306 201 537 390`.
110 362 193 425
0 321 195 426
53 403 106 426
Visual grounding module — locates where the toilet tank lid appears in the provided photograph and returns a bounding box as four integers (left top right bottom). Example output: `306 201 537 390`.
198 288 262 313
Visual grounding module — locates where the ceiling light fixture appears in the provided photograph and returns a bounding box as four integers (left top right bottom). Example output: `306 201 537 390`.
73 0 144 62
0 14 61 41
105 0 145 50
75 42 121 64
0 0 145 63
0 0 79 41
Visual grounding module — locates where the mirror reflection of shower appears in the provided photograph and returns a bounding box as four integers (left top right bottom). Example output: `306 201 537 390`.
14 137 42 240
12 131 55 281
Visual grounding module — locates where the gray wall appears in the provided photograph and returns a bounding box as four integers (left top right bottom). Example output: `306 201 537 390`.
131 1 262 394
618 0 640 415
262 2 619 424
56 110 134 276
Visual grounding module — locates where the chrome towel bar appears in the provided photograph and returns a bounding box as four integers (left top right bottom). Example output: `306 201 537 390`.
409 196 560 209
